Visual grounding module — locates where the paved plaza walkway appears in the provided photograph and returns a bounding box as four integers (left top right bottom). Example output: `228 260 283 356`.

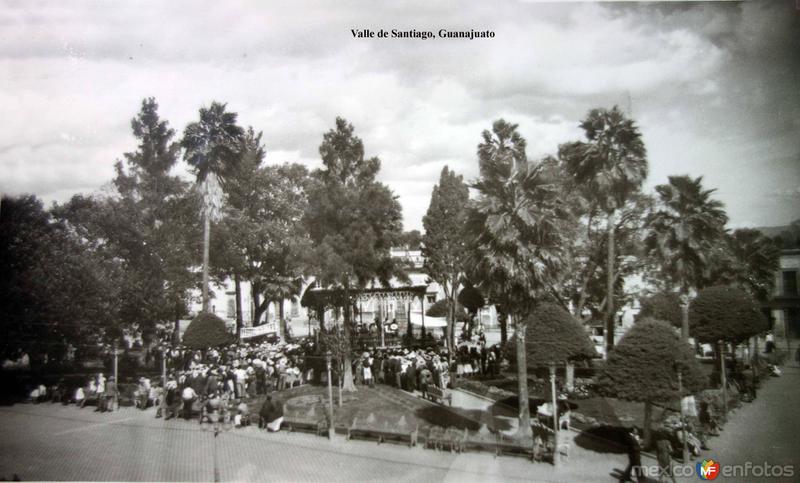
0 401 629 482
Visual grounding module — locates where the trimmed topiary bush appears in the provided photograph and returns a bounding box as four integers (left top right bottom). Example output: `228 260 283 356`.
523 303 596 367
425 299 469 322
599 318 706 446
689 285 768 344
182 312 234 349
637 292 682 328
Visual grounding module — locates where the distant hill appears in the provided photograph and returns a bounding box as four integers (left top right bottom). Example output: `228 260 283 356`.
754 219 800 249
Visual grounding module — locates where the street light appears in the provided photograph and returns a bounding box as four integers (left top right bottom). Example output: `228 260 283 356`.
325 351 334 441
678 370 690 464
549 363 560 467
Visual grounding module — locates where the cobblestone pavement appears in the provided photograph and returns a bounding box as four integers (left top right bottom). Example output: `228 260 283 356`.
0 401 631 482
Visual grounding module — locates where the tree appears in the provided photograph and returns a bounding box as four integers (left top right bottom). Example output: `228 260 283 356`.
425 299 469 322
396 230 423 250
305 117 404 392
467 120 571 438
689 286 768 346
599 318 706 446
637 292 683 328
422 166 470 349
1 195 117 365
181 102 245 313
559 106 648 354
213 127 311 338
523 303 596 367
182 312 234 349
644 175 728 340
458 282 485 338
726 229 780 301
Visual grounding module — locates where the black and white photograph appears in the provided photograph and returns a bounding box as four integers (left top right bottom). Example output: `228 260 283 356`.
1 1 799 481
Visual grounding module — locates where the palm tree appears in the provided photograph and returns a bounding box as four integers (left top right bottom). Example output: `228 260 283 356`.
559 106 647 354
181 102 244 313
644 175 728 339
468 120 570 439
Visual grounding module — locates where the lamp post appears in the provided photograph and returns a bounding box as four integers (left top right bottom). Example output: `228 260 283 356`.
550 363 559 467
719 340 728 421
679 294 690 343
113 341 120 412
678 370 689 464
325 351 334 441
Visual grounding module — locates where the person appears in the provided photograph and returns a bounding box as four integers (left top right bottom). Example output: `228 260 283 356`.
235 400 251 427
620 428 642 482
742 365 756 401
656 437 676 483
363 356 374 388
259 394 284 432
419 366 432 399
100 376 117 412
765 331 775 353
181 384 197 420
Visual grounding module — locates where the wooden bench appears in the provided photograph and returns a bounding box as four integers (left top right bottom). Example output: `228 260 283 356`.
346 413 418 447
282 405 328 437
461 424 498 455
425 386 452 406
495 432 536 460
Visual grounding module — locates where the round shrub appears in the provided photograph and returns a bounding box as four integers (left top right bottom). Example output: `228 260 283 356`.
182 312 234 349
425 299 469 322
523 303 596 367
689 285 767 344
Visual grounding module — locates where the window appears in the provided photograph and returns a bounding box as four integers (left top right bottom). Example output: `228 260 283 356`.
427 295 436 304
783 270 798 296
226 298 236 319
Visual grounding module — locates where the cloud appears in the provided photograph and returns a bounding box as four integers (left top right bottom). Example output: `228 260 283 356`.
0 0 797 232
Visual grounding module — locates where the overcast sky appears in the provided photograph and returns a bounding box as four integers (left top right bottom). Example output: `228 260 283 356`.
1 0 798 231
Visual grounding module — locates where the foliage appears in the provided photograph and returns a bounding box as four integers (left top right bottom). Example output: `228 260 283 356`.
319 326 351 371
644 175 728 293
558 106 648 215
637 292 683 328
558 106 648 355
725 229 780 301
523 303 596 367
423 166 470 347
304 117 404 391
396 230 422 250
458 283 485 316
213 127 311 327
689 285 768 344
1 195 117 363
425 299 469 322
599 318 705 403
181 312 233 349
466 119 572 437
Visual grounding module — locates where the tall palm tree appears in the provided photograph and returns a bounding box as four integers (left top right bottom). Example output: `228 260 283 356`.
644 175 728 339
181 102 244 313
468 120 570 439
559 106 647 354
727 228 780 301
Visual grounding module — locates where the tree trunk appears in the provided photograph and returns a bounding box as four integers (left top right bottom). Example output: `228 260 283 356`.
448 296 456 351
643 401 653 449
234 273 243 338
499 312 508 348
605 211 616 355
202 208 210 313
279 301 287 340
341 284 357 392
565 362 575 392
252 290 268 326
680 291 690 343
514 316 532 439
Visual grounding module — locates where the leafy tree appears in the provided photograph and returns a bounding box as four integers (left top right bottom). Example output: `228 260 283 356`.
422 166 470 349
637 292 683 328
467 120 571 438
644 175 728 340
599 318 706 446
182 312 233 349
689 286 768 345
305 117 404 391
181 102 245 313
726 229 780 301
425 299 469 322
396 230 423 250
458 282 485 338
1 195 117 365
559 106 648 354
523 303 596 368
213 127 311 338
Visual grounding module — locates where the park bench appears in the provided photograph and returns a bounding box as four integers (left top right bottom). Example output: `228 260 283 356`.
461 424 498 455
425 386 452 406
495 432 536 460
346 413 418 447
282 405 328 437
